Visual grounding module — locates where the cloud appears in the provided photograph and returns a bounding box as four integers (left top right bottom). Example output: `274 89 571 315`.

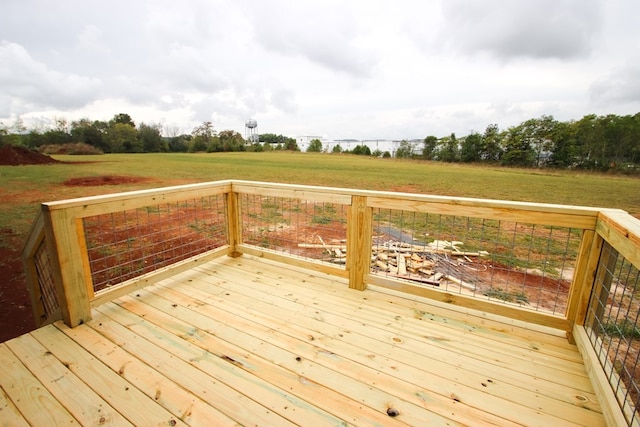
246 1 378 77
439 0 603 60
590 64 640 105
0 41 102 113
1 0 638 139
0 94 10 118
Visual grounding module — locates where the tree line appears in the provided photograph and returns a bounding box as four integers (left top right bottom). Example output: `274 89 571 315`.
1 112 638 173
413 113 640 173
0 114 300 154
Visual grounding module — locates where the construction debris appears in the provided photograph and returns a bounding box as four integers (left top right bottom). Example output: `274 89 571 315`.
299 236 489 289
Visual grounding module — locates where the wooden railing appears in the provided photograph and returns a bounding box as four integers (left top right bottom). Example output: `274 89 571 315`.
22 180 640 426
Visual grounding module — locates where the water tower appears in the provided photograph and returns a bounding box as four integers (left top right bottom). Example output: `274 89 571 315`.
245 119 258 144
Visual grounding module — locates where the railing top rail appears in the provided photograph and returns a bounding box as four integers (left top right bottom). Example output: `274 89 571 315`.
40 179 609 216
42 180 233 218
39 179 616 229
230 179 605 216
596 209 640 268
232 180 606 229
21 209 45 260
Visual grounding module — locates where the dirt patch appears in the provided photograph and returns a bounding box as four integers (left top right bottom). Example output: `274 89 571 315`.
64 175 153 186
0 228 36 342
0 145 60 165
0 172 155 342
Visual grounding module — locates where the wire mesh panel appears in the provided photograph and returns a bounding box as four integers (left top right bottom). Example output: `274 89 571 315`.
585 242 640 426
33 239 59 319
239 193 347 265
371 208 582 315
83 194 228 292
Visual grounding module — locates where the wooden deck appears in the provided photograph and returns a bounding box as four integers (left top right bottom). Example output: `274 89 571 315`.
1 255 605 426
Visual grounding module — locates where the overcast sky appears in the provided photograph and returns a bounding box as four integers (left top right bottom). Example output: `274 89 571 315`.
1 0 639 140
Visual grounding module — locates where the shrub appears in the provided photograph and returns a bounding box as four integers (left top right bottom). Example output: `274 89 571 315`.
40 143 104 155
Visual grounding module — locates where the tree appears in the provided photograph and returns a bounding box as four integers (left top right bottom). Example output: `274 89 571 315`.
0 122 7 147
218 130 245 152
111 113 135 128
395 140 413 158
502 125 534 167
7 116 27 146
138 123 163 152
205 136 222 152
307 138 322 152
630 113 640 164
283 137 299 151
438 133 459 162
257 133 298 150
41 128 69 146
71 119 108 152
460 132 482 162
167 134 190 152
481 124 502 161
549 121 577 168
331 144 342 153
422 136 438 160
190 121 216 152
352 144 371 155
259 133 280 144
520 115 557 166
189 138 207 153
105 122 141 152
247 142 264 152
11 116 27 135
572 114 604 169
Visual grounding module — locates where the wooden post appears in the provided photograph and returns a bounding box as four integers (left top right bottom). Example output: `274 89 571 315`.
41 206 92 327
565 230 603 342
226 191 242 257
21 211 47 326
346 195 372 291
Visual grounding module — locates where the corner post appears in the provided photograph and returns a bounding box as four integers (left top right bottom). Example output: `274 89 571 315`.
226 191 242 257
347 195 372 291
565 230 603 342
41 205 92 327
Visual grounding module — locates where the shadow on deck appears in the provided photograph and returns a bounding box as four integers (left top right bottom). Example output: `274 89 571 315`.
1 255 604 426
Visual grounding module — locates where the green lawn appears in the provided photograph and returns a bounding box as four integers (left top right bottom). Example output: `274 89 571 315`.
1 151 639 241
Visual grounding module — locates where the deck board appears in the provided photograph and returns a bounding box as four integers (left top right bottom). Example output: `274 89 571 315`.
1 255 606 426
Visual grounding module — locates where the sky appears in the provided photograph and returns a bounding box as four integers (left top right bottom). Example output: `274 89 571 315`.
1 0 639 140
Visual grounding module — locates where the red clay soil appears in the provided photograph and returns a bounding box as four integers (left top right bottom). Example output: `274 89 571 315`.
0 145 60 165
64 175 152 186
0 228 36 342
0 173 152 342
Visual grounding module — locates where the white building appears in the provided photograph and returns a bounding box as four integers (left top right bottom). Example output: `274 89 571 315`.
296 136 325 152
297 136 423 157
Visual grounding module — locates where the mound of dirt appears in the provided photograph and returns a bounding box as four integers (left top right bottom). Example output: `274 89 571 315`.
0 145 60 165
63 175 152 186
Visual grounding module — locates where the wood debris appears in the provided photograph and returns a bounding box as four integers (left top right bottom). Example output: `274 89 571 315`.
299 237 489 288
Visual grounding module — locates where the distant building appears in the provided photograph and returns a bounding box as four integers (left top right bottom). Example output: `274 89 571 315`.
362 140 397 155
297 136 424 157
296 136 325 152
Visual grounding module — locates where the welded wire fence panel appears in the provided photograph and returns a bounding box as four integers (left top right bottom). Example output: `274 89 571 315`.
83 195 228 292
371 208 581 315
33 238 59 319
585 242 640 426
239 193 347 265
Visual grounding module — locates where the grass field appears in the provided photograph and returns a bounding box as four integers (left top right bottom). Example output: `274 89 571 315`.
1 151 639 341
1 151 639 241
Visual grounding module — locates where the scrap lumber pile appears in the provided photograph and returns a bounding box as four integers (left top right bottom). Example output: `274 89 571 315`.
298 237 489 289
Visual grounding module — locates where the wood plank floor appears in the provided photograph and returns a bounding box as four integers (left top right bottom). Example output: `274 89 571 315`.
0 255 605 426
